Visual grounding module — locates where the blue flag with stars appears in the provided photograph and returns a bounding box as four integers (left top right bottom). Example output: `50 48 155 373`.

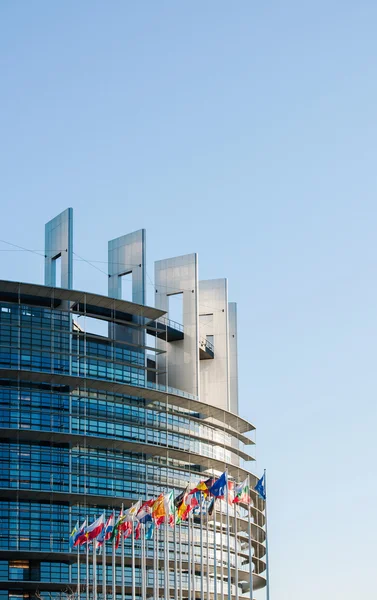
254 474 266 500
209 471 227 498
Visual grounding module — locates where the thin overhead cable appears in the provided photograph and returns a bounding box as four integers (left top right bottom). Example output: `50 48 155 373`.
72 251 108 277
0 241 225 313
0 239 45 258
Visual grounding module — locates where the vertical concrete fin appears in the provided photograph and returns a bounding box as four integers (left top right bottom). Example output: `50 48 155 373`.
155 253 199 397
228 302 239 415
44 208 73 289
108 229 146 305
199 279 230 411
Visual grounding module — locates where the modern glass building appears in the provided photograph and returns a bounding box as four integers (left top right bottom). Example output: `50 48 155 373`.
0 209 267 600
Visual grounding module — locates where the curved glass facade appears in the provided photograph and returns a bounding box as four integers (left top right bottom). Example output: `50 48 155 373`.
0 284 266 600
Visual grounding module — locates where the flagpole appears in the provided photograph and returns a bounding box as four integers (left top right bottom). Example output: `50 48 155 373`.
178 521 182 600
173 516 178 600
93 539 97 600
206 498 210 600
121 504 125 600
102 529 106 600
112 535 116 600
86 515 89 600
264 469 270 600
220 500 224 600
191 511 195 600
200 492 204 600
132 520 136 600
141 524 146 600
77 543 81 600
155 524 159 600
247 478 254 600
234 503 239 600
187 514 191 600
226 475 231 600
165 516 170 600
213 500 217 600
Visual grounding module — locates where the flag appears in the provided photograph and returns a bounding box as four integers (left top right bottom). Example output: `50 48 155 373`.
152 494 166 526
207 497 215 516
114 500 142 545
164 491 176 526
137 499 155 524
192 491 204 516
191 478 214 498
254 474 266 500
97 511 115 546
85 513 105 542
175 490 190 524
74 520 87 546
179 490 199 522
145 521 155 540
227 480 235 505
233 478 251 504
69 520 79 549
124 500 142 521
111 509 126 549
209 472 227 498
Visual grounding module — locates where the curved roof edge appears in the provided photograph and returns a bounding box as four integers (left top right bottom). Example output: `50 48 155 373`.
0 367 255 434
0 279 165 321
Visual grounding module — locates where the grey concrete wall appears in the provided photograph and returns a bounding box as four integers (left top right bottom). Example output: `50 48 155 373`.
108 229 146 305
44 208 73 289
155 253 199 397
199 279 230 411
228 302 239 415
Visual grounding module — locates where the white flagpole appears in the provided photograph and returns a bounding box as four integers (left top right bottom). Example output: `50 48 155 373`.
156 524 160 600
112 535 116 600
206 499 210 600
77 543 81 600
141 524 146 600
131 520 136 600
121 505 125 600
220 500 224 600
173 517 178 600
200 493 204 600
178 522 182 600
234 503 239 600
213 500 217 600
93 539 97 600
191 511 195 600
247 478 254 600
264 469 270 600
164 517 169 600
102 530 107 600
226 479 231 600
86 515 89 600
187 515 191 600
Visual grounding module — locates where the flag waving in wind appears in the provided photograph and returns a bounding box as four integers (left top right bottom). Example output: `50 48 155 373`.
233 478 251 504
74 520 87 546
85 513 105 542
151 494 166 527
137 499 155 524
209 472 228 498
124 500 142 522
69 520 79 549
97 511 115 546
254 474 266 500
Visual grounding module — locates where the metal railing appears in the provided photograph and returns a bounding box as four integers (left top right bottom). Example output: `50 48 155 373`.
199 336 214 354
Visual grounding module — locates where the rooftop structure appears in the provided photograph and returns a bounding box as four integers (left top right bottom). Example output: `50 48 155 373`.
0 209 267 600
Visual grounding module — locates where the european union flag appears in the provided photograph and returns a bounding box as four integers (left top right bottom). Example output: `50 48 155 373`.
145 521 155 540
254 474 266 500
209 472 227 498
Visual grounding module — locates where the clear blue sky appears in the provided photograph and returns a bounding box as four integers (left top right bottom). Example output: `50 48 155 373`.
1 2 376 598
